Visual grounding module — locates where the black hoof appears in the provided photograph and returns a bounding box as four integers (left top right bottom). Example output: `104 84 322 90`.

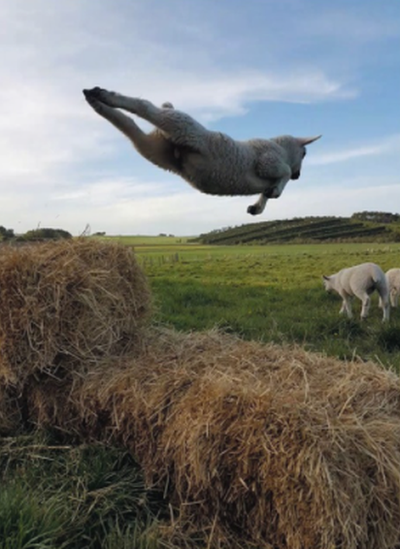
82 87 104 99
247 205 257 215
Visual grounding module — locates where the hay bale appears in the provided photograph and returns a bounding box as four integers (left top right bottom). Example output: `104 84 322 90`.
0 386 22 435
0 239 151 385
24 328 400 549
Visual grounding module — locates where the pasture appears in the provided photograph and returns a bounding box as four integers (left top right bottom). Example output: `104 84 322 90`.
133 240 400 371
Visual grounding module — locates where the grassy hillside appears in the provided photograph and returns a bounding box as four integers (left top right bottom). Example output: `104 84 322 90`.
194 216 400 245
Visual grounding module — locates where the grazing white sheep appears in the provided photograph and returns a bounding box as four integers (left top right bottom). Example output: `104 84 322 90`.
323 262 390 322
83 87 321 216
386 268 400 308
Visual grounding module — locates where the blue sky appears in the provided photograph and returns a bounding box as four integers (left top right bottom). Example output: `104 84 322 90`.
1 0 399 236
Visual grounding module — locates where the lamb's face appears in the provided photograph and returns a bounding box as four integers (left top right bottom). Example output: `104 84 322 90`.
274 135 321 180
290 145 307 180
322 275 334 292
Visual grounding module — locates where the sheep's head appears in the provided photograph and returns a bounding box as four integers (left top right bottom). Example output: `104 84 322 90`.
322 274 334 292
275 135 321 180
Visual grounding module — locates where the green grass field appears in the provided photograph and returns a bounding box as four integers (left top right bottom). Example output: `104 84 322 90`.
134 241 400 371
1 238 400 548
101 235 192 247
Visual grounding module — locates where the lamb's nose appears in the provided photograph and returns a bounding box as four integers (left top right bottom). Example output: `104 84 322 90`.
291 170 300 180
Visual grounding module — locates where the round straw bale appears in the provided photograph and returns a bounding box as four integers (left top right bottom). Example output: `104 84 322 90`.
24 328 400 549
0 239 151 386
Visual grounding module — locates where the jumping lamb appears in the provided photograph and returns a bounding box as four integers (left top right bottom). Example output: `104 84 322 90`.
83 87 321 216
322 262 390 322
386 268 400 308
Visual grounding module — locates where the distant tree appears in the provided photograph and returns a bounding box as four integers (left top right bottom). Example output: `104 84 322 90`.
93 231 106 236
352 211 400 224
0 226 15 241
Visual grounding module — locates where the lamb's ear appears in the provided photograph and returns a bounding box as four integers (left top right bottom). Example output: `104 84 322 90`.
322 275 330 281
297 135 322 146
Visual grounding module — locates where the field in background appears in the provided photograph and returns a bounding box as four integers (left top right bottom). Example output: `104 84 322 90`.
124 239 400 371
103 235 192 247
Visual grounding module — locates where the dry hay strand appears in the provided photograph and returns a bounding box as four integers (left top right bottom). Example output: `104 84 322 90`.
0 239 151 386
23 328 400 549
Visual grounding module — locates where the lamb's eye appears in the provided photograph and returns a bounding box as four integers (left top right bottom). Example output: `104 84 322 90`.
302 149 307 158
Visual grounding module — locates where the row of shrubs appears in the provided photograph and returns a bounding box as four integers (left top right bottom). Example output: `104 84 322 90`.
0 227 72 243
194 216 400 245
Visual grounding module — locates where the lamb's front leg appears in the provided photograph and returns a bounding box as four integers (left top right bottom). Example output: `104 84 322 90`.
340 295 353 318
382 300 390 322
247 174 292 215
247 194 268 216
391 289 399 308
84 87 208 150
247 156 292 215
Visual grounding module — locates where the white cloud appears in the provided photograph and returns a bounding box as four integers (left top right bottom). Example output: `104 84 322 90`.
50 178 170 205
309 134 400 166
302 8 400 43
144 70 356 122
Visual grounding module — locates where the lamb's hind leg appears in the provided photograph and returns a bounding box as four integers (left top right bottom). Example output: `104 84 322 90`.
85 87 209 152
83 92 180 173
378 289 391 322
360 294 371 320
84 93 146 144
